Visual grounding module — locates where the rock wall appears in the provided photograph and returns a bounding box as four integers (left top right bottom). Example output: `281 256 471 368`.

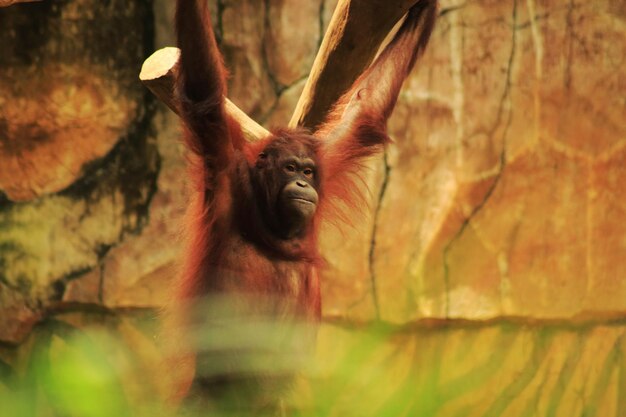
0 0 625 415
0 0 160 343
321 0 626 324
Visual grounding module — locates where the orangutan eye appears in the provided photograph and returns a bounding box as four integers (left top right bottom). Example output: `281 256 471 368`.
303 168 314 178
285 164 296 173
256 153 268 169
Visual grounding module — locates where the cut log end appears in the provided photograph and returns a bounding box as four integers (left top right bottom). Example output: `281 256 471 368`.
139 47 269 143
140 47 181 81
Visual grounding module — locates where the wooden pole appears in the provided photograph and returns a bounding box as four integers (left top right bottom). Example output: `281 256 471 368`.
289 0 418 130
139 47 270 142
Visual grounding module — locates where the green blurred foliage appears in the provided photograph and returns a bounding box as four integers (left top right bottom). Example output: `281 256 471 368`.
0 318 424 417
1 316 623 417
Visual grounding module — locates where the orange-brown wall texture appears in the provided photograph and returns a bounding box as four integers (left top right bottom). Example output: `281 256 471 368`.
1 1 625 416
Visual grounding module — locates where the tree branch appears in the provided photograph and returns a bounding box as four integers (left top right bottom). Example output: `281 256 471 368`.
289 0 419 130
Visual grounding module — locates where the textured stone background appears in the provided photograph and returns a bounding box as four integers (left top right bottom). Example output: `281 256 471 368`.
0 0 625 415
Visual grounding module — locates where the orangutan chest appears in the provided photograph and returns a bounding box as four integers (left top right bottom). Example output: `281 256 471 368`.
212 236 308 296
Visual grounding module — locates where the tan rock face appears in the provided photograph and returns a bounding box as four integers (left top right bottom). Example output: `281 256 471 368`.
0 68 137 202
219 0 277 119
0 0 158 343
330 0 626 322
0 1 149 202
263 0 320 87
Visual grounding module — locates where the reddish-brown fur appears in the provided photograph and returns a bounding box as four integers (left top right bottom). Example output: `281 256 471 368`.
168 0 437 407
